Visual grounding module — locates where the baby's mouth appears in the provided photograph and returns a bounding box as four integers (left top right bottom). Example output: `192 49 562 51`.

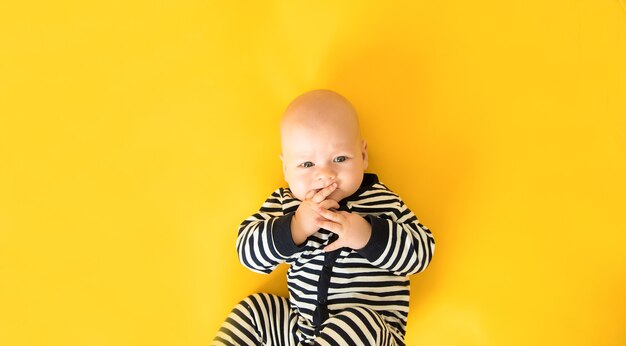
314 184 338 194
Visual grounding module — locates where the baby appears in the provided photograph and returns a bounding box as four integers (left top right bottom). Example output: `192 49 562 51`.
213 90 435 346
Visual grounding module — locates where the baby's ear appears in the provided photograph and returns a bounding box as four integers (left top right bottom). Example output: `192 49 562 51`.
361 140 369 170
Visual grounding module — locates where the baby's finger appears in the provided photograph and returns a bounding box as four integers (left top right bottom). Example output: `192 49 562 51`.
316 218 343 235
304 189 317 201
317 208 343 223
324 239 345 252
318 199 340 211
311 183 337 203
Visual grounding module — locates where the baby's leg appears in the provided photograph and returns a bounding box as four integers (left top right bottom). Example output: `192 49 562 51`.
313 307 401 346
212 293 295 346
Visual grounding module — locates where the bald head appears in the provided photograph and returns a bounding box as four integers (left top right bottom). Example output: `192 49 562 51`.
280 90 362 146
279 90 368 201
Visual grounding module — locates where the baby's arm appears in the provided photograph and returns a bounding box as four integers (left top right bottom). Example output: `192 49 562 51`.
236 189 295 274
236 186 339 274
325 186 435 276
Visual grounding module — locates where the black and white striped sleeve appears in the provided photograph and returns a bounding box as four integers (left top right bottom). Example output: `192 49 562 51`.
355 186 435 276
236 189 302 274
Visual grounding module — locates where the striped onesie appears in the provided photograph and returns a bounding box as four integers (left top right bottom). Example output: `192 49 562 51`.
214 173 435 345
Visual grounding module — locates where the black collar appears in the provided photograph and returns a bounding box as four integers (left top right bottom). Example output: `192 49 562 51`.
339 173 379 207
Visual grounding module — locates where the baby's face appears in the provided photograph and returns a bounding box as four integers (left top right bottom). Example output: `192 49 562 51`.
281 112 368 203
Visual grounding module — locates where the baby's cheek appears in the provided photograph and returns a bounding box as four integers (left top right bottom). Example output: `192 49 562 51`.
291 184 308 201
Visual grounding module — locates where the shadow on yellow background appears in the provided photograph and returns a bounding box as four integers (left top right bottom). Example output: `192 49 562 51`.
1 1 625 345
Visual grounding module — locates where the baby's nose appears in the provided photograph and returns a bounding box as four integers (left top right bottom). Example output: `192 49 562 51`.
316 167 336 183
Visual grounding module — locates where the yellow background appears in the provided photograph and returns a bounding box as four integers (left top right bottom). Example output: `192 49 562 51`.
1 1 625 345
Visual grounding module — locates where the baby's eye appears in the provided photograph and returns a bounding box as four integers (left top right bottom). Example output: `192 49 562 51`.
301 161 314 168
333 156 348 163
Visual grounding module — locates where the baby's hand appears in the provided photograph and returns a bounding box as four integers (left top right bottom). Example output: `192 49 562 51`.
291 183 340 245
316 209 372 252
